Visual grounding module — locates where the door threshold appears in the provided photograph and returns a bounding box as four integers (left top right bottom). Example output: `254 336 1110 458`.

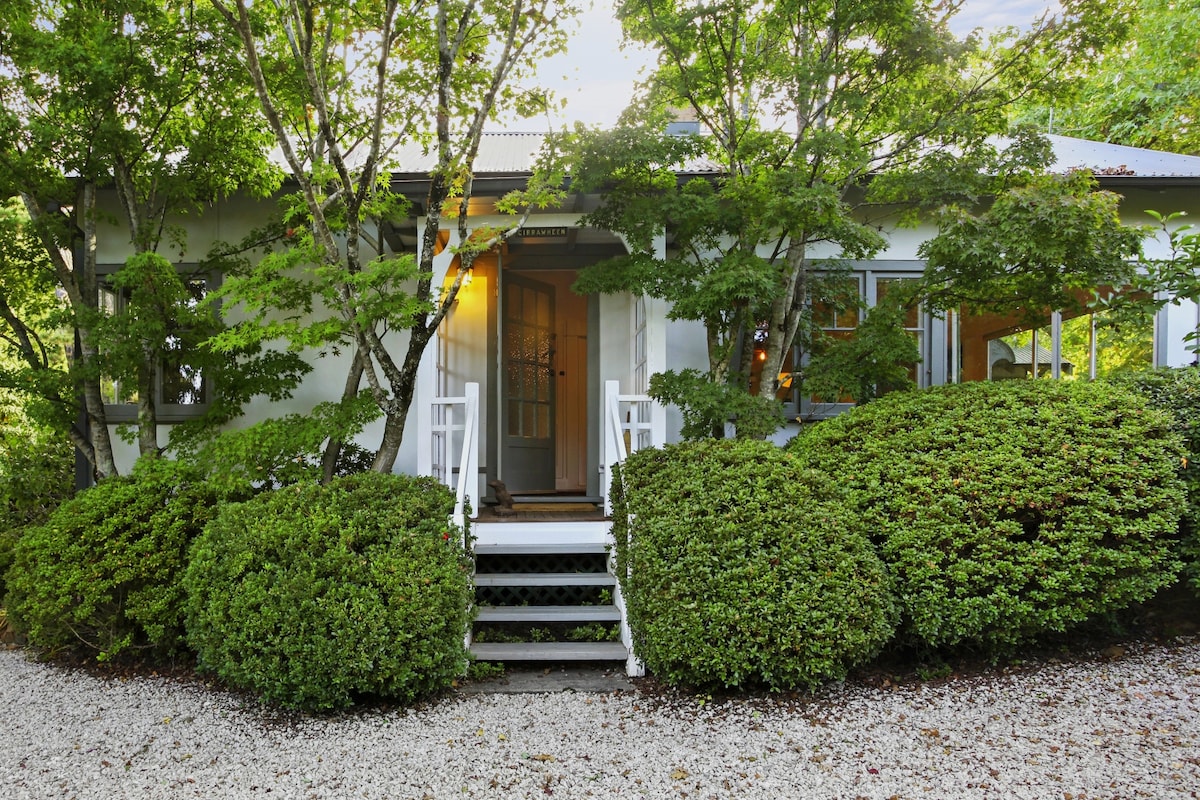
508 494 602 505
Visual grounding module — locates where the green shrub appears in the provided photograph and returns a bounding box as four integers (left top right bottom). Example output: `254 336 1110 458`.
0 428 74 601
4 459 230 661
612 439 898 691
1108 366 1200 593
183 473 471 711
788 380 1185 652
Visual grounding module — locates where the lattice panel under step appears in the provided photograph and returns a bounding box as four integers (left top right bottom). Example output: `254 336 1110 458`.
474 583 613 607
472 621 621 645
474 552 609 575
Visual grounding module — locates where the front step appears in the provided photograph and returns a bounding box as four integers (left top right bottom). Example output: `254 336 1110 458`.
474 572 616 588
471 642 629 661
475 605 621 623
469 528 627 665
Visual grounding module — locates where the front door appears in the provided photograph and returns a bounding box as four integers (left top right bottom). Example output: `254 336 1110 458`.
501 272 556 491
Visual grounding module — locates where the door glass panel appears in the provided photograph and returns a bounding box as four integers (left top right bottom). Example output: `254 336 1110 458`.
508 398 523 434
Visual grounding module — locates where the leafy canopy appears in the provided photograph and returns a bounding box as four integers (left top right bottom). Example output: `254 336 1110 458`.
563 0 1131 434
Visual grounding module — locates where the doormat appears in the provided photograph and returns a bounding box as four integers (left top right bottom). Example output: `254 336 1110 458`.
510 502 599 512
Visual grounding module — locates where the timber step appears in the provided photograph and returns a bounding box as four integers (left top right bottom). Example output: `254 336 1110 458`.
475 605 621 623
474 543 608 556
471 642 628 662
474 572 616 588
470 537 626 664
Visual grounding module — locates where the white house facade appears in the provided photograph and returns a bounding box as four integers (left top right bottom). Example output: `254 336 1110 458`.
90 134 1200 672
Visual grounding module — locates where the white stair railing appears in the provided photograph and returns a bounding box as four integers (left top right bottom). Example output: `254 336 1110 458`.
431 382 479 528
601 379 656 516
601 379 659 678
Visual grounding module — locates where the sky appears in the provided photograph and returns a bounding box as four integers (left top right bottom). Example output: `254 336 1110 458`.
505 0 1063 130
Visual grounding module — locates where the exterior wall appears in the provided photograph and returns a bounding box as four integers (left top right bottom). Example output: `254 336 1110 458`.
91 173 1200 478
1124 186 1200 368
93 188 424 477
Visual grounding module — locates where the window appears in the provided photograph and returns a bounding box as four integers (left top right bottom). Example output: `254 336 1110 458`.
874 276 927 390
98 266 215 423
748 272 929 419
955 286 1153 384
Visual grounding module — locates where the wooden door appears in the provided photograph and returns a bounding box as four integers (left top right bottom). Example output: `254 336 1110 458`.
501 273 556 491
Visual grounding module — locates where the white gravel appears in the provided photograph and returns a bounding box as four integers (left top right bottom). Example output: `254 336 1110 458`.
2 642 1198 799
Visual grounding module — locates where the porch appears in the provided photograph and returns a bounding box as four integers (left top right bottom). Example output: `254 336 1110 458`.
423 381 662 676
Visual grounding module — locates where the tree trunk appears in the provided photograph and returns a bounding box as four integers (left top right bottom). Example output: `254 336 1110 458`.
371 324 433 473
78 336 119 479
321 350 366 482
137 347 158 457
762 237 810 399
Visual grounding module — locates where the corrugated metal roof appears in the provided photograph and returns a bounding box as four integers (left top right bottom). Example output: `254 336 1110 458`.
1045 134 1200 179
389 132 1200 179
389 133 545 174
989 339 1073 368
391 131 722 174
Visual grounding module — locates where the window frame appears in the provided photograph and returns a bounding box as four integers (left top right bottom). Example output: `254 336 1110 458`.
96 262 218 424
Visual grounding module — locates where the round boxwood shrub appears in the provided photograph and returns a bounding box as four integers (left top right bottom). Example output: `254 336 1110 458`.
1108 366 1200 594
0 429 74 602
612 439 898 691
788 380 1186 652
4 459 229 662
183 472 471 711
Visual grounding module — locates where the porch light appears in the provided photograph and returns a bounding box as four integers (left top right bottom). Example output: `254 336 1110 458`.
462 266 473 287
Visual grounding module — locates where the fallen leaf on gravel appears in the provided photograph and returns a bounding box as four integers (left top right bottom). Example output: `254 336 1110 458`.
671 768 690 780
528 753 556 762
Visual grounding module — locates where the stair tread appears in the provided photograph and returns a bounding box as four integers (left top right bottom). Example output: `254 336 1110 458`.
474 543 609 555
475 605 621 622
470 641 628 661
474 573 616 587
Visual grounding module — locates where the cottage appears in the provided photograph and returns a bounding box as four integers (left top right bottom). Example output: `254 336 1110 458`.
92 133 1200 672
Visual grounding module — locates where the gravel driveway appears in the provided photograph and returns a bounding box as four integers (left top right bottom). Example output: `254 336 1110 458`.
2 641 1197 799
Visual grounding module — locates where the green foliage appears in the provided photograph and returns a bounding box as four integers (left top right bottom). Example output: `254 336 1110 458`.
466 659 506 681
917 170 1144 323
4 459 235 661
649 369 783 440
1093 211 1200 355
0 423 74 532
172 395 380 493
0 425 73 601
789 380 1185 652
0 201 76 435
0 1 292 471
183 473 471 711
570 1 1129 417
805 297 922 406
1108 367 1200 593
612 439 898 691
207 0 578 472
1012 0 1200 155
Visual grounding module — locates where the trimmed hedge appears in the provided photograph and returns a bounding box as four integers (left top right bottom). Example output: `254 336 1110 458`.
183 473 471 711
788 380 1185 652
0 430 74 602
4 459 229 661
1109 366 1200 593
612 439 898 691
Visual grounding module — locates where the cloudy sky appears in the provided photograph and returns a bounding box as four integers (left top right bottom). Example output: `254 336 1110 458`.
506 0 1063 130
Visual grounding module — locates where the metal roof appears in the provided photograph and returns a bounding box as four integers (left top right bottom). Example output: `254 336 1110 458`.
390 131 722 175
1045 134 1200 180
989 339 1073 368
391 133 546 175
387 132 1200 182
